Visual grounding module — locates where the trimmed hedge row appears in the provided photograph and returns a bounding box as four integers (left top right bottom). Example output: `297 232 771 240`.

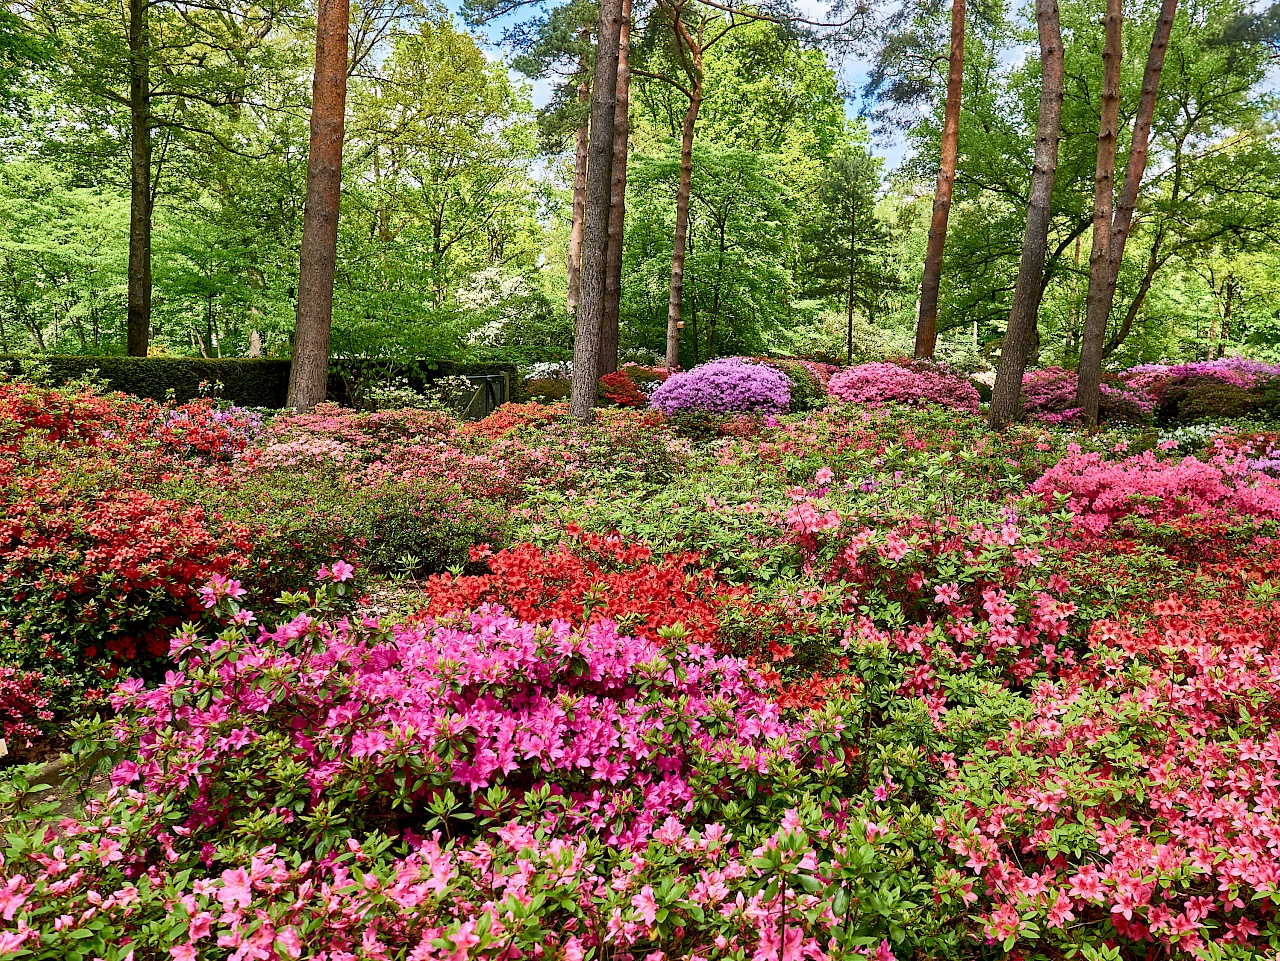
0 355 519 410
0 355 292 407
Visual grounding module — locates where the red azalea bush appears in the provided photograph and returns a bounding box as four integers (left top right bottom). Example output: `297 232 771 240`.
420 530 748 646
598 370 649 407
0 666 55 744
458 400 567 438
0 463 251 676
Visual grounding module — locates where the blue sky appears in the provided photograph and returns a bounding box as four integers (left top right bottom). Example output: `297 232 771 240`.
445 0 912 169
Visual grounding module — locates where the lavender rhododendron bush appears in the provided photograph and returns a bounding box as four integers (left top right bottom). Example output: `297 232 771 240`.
11 373 1280 957
649 357 793 415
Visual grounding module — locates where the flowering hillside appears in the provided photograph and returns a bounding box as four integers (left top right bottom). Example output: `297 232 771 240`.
3 377 1280 959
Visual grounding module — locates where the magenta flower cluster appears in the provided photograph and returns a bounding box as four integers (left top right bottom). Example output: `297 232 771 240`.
826 362 980 413
1019 367 1154 425
109 602 850 848
1123 356 1280 390
1031 444 1280 533
649 358 792 415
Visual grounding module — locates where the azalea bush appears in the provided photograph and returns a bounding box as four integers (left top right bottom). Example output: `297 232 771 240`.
1019 367 1154 426
943 597 1280 956
1031 444 1280 533
650 357 792 415
0 576 939 959
1122 358 1280 426
826 361 980 414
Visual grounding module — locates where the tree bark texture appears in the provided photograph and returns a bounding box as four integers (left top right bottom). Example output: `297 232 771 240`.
914 0 965 359
127 0 151 356
287 0 350 411
600 0 631 375
568 0 623 420
566 58 590 315
665 75 701 370
1074 0 1123 425
1077 0 1177 423
988 0 1064 428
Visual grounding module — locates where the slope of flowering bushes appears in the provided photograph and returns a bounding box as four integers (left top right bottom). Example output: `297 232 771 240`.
11 371 1280 957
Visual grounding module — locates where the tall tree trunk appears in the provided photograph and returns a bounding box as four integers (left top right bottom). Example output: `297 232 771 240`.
914 0 965 359
126 0 151 357
566 56 590 316
1077 0 1177 423
988 0 1064 428
665 77 701 370
1074 0 1123 425
286 0 350 411
568 0 623 420
847 203 857 365
600 0 631 375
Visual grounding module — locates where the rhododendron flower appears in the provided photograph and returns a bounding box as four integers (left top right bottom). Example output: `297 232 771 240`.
197 574 247 609
318 559 355 583
632 885 659 925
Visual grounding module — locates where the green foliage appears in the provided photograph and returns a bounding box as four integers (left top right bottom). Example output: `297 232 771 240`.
797 139 902 363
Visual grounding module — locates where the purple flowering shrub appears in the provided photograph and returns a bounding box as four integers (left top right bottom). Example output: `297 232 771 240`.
649 358 792 415
826 361 980 413
1020 367 1154 426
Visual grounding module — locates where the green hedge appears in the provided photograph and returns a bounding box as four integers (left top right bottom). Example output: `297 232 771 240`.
0 355 520 410
0 355 292 407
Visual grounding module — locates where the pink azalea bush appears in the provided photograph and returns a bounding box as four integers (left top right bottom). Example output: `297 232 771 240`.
1123 356 1280 391
0 577 929 959
826 362 980 414
943 598 1280 955
1019 367 1154 426
1031 444 1280 534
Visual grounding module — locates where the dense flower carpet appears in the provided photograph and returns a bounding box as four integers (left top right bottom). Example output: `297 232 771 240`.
3 357 1280 959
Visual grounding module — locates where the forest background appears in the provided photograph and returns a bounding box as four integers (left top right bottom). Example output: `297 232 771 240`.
0 0 1277 374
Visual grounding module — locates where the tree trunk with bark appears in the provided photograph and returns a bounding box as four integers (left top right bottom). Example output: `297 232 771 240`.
1074 0 1123 424
568 0 623 420
126 0 151 356
566 54 590 316
600 0 631 375
665 76 700 370
988 0 1064 428
1076 0 1178 423
286 0 350 411
914 0 965 359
